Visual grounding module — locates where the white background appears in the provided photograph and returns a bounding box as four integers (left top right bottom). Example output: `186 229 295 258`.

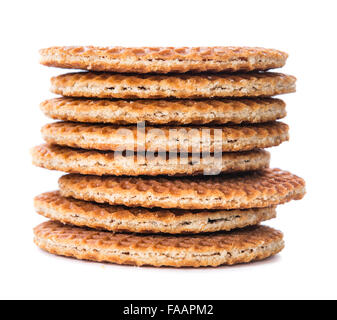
0 0 336 300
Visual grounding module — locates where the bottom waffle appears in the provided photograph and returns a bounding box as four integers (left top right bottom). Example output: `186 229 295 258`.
34 191 276 234
34 221 284 267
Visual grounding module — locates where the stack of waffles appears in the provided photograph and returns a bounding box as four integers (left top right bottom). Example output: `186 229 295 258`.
32 46 306 267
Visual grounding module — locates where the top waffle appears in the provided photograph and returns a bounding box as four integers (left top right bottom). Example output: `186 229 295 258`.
39 46 288 73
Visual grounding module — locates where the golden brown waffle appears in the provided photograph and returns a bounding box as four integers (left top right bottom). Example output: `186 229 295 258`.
40 97 287 125
59 169 306 210
41 121 289 153
31 144 270 176
34 191 276 234
34 221 284 267
50 72 296 99
39 46 288 73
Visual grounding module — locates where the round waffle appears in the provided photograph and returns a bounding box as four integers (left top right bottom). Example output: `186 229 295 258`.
31 144 270 176
34 191 277 234
50 72 296 99
34 221 284 267
41 121 289 153
39 46 288 73
40 97 287 125
58 168 306 210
